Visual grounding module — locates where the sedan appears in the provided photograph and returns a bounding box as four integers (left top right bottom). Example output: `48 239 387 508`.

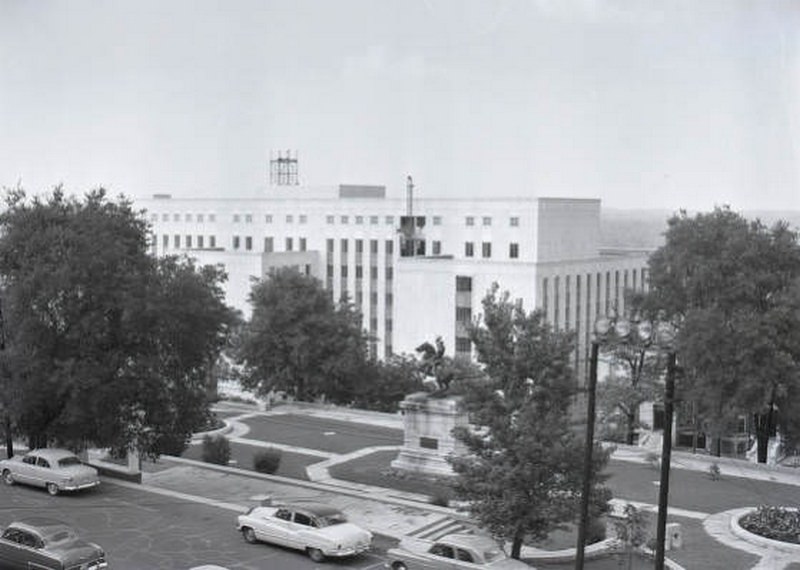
236 501 373 562
385 533 532 569
1 449 100 496
0 517 108 570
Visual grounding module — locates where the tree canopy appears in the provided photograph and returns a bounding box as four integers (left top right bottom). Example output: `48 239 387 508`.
236 267 369 402
0 187 236 457
646 207 800 459
450 285 611 558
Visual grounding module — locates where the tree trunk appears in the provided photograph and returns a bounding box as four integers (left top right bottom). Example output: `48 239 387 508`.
626 410 636 445
754 402 774 464
4 416 12 459
510 528 524 560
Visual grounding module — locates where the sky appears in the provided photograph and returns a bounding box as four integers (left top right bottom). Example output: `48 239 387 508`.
1 0 799 212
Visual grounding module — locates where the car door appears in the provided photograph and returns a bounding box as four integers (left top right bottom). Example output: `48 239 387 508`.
424 543 459 570
256 508 293 547
31 456 53 488
287 511 316 551
14 455 38 486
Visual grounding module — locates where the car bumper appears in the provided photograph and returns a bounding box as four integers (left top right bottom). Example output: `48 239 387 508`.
61 480 101 491
324 543 371 558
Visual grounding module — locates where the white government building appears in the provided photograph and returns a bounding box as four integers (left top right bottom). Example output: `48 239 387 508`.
137 180 649 382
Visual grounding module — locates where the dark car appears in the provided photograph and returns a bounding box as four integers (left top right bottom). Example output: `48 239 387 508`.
0 517 108 570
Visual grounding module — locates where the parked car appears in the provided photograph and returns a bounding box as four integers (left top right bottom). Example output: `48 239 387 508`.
0 449 100 496
385 533 532 569
236 501 372 562
0 517 108 570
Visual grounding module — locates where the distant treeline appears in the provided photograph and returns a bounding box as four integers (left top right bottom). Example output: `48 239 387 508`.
601 209 800 250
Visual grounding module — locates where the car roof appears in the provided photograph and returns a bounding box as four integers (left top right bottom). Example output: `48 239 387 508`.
278 502 343 517
27 449 78 461
436 533 499 551
8 518 71 536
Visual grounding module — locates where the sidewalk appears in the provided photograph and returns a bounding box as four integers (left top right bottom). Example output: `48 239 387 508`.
117 400 800 570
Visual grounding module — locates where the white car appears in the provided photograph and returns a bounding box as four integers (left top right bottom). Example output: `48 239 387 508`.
385 533 532 569
236 502 372 562
0 449 100 496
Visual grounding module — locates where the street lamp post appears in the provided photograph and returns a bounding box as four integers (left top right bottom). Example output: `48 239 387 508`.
654 347 677 569
574 339 599 570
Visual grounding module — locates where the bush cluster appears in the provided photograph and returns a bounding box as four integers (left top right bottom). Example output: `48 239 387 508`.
740 505 800 544
201 435 231 465
253 448 282 474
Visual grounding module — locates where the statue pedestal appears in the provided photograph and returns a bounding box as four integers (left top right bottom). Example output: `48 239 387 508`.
391 392 467 477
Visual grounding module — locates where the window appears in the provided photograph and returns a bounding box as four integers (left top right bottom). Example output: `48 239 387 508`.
37 457 50 468
370 240 379 254
209 235 216 248
264 237 274 252
385 267 393 280
185 235 192 248
150 213 158 222
355 215 364 225
162 213 169 222
209 213 216 222
262 214 271 224
340 215 349 224
482 216 492 226
465 242 474 257
355 266 363 279
456 276 472 292
385 240 393 255
385 292 393 306
173 213 180 222
197 235 204 248
299 237 306 251
299 214 307 224
509 242 519 259
385 215 394 225
23 455 36 465
341 265 348 277
285 237 293 251
341 239 348 254
294 513 313 527
174 235 180 248
326 215 334 224
370 215 379 225
245 236 252 251
510 216 520 227
456 549 474 563
355 239 363 254
286 214 293 223
233 214 241 223
465 216 475 226
432 240 441 255
185 213 193 222
370 266 378 280
326 239 334 253
455 337 471 353
233 236 240 250
456 307 472 322
433 216 442 225
162 235 169 249
276 509 291 521
245 214 253 223
197 213 204 223
482 242 492 258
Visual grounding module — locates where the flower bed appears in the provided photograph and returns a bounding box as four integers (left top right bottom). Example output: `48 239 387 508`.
739 505 800 545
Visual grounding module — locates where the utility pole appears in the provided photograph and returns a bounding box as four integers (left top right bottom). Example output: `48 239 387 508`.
575 340 599 570
654 351 677 569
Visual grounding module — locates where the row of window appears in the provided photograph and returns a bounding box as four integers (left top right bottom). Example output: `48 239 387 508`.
463 241 519 259
152 213 522 228
162 235 218 249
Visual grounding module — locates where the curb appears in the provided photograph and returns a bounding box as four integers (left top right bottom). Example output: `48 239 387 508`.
729 507 800 556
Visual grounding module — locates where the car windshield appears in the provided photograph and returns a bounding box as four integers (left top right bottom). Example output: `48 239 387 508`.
316 513 347 527
57 456 81 467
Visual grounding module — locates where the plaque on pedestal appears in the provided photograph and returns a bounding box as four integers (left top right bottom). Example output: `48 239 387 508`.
391 392 468 477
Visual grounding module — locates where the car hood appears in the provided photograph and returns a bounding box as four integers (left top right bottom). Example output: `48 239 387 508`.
314 523 371 542
48 540 104 564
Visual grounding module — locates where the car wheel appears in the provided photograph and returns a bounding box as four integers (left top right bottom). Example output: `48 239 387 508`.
46 482 59 496
241 527 257 544
2 470 13 486
391 562 408 570
306 548 325 563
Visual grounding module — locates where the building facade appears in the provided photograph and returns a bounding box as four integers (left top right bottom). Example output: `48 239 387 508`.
138 184 649 384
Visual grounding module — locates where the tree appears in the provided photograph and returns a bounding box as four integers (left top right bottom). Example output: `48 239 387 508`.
0 187 235 457
348 355 425 412
236 267 369 402
450 284 611 559
646 207 800 461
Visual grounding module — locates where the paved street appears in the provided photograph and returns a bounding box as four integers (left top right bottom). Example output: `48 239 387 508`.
0 479 388 569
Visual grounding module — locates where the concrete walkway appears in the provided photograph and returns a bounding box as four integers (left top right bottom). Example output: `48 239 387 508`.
147 401 800 569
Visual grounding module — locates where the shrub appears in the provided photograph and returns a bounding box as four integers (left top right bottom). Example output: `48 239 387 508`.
202 435 231 465
253 448 282 474
429 490 451 507
740 505 800 544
